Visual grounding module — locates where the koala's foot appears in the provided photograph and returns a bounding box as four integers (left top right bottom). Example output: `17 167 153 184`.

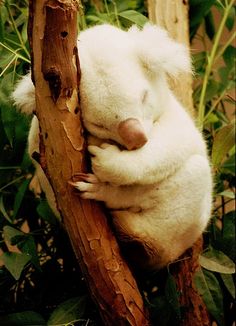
29 174 42 198
69 173 105 200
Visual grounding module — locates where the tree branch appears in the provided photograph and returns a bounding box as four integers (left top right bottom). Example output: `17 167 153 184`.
147 0 211 325
28 1 149 325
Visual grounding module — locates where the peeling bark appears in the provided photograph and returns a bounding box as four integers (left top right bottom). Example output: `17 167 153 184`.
147 1 211 325
28 1 149 325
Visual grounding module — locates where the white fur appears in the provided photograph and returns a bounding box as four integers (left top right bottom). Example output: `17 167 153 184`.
12 24 212 269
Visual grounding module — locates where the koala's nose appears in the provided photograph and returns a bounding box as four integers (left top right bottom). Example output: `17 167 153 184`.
118 118 148 150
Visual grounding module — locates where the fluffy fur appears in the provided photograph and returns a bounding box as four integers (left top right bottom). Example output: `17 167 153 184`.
12 24 212 269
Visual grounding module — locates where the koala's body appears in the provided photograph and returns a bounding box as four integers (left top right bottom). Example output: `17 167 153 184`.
13 24 212 269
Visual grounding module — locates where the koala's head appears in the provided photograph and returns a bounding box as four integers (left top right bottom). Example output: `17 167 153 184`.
78 24 191 150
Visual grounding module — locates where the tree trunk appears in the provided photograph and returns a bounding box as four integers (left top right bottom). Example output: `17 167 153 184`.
28 1 149 325
147 1 210 325
147 0 193 113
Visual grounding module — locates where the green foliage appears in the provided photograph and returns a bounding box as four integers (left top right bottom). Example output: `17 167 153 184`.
78 0 147 30
0 0 235 325
195 268 225 326
190 1 235 325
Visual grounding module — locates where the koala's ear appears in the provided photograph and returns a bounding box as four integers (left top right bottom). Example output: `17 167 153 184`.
128 24 192 76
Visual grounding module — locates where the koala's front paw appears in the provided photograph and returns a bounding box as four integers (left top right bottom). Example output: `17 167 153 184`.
69 173 103 200
88 144 122 183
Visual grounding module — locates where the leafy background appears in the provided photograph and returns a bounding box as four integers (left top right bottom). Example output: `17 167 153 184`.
0 0 235 325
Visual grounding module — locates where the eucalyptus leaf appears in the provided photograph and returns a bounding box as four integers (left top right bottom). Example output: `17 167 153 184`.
223 45 236 69
222 211 235 243
0 102 15 147
165 273 181 319
13 178 30 219
189 0 216 39
118 10 149 27
0 195 12 222
3 225 24 243
204 11 215 40
220 274 235 299
211 123 235 167
47 296 87 325
225 6 235 31
213 211 236 262
3 225 41 270
1 252 31 280
221 154 235 175
217 190 235 199
199 247 235 274
194 268 225 326
0 10 5 42
18 235 41 271
205 79 220 102
149 296 173 326
0 311 46 326
37 199 58 225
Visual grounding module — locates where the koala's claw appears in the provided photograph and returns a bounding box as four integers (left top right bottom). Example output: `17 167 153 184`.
69 173 101 200
71 173 99 184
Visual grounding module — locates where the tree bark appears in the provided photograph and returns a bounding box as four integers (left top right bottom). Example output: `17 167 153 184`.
147 0 193 113
28 1 149 325
147 1 210 325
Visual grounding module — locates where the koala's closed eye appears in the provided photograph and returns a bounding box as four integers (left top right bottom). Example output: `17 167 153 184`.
141 90 148 104
92 122 109 131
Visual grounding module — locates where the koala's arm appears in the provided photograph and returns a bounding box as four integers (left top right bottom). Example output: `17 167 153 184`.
72 173 157 210
90 105 207 186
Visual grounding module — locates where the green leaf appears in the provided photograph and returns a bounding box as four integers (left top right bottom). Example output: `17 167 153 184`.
205 112 219 124
204 11 215 40
165 273 181 319
37 199 58 225
213 211 236 262
0 311 46 326
18 235 41 271
223 45 236 69
47 296 87 325
0 102 15 148
221 154 235 175
3 225 24 243
217 190 235 199
192 51 207 74
13 178 30 219
211 123 235 167
199 247 235 274
0 195 12 223
3 226 41 270
226 6 235 31
189 0 216 39
205 79 220 102
118 10 149 27
1 252 31 280
194 268 224 326
0 8 5 42
149 296 173 326
220 274 235 299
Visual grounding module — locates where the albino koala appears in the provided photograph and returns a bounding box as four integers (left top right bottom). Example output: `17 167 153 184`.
13 24 212 269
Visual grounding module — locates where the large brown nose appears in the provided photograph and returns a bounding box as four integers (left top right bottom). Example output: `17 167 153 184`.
118 118 148 150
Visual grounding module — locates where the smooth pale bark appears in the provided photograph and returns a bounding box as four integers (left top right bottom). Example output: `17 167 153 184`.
148 0 193 113
28 1 149 325
147 1 210 325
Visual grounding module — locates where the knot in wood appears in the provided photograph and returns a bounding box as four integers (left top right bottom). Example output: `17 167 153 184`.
44 68 62 102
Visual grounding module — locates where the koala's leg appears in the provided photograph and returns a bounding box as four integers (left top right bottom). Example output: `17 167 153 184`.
70 173 158 210
28 117 60 217
88 106 207 186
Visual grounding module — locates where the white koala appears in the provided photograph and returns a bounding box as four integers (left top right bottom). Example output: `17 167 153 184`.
12 24 212 269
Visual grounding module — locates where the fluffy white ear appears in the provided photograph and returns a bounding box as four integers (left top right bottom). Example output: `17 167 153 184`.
129 24 192 76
